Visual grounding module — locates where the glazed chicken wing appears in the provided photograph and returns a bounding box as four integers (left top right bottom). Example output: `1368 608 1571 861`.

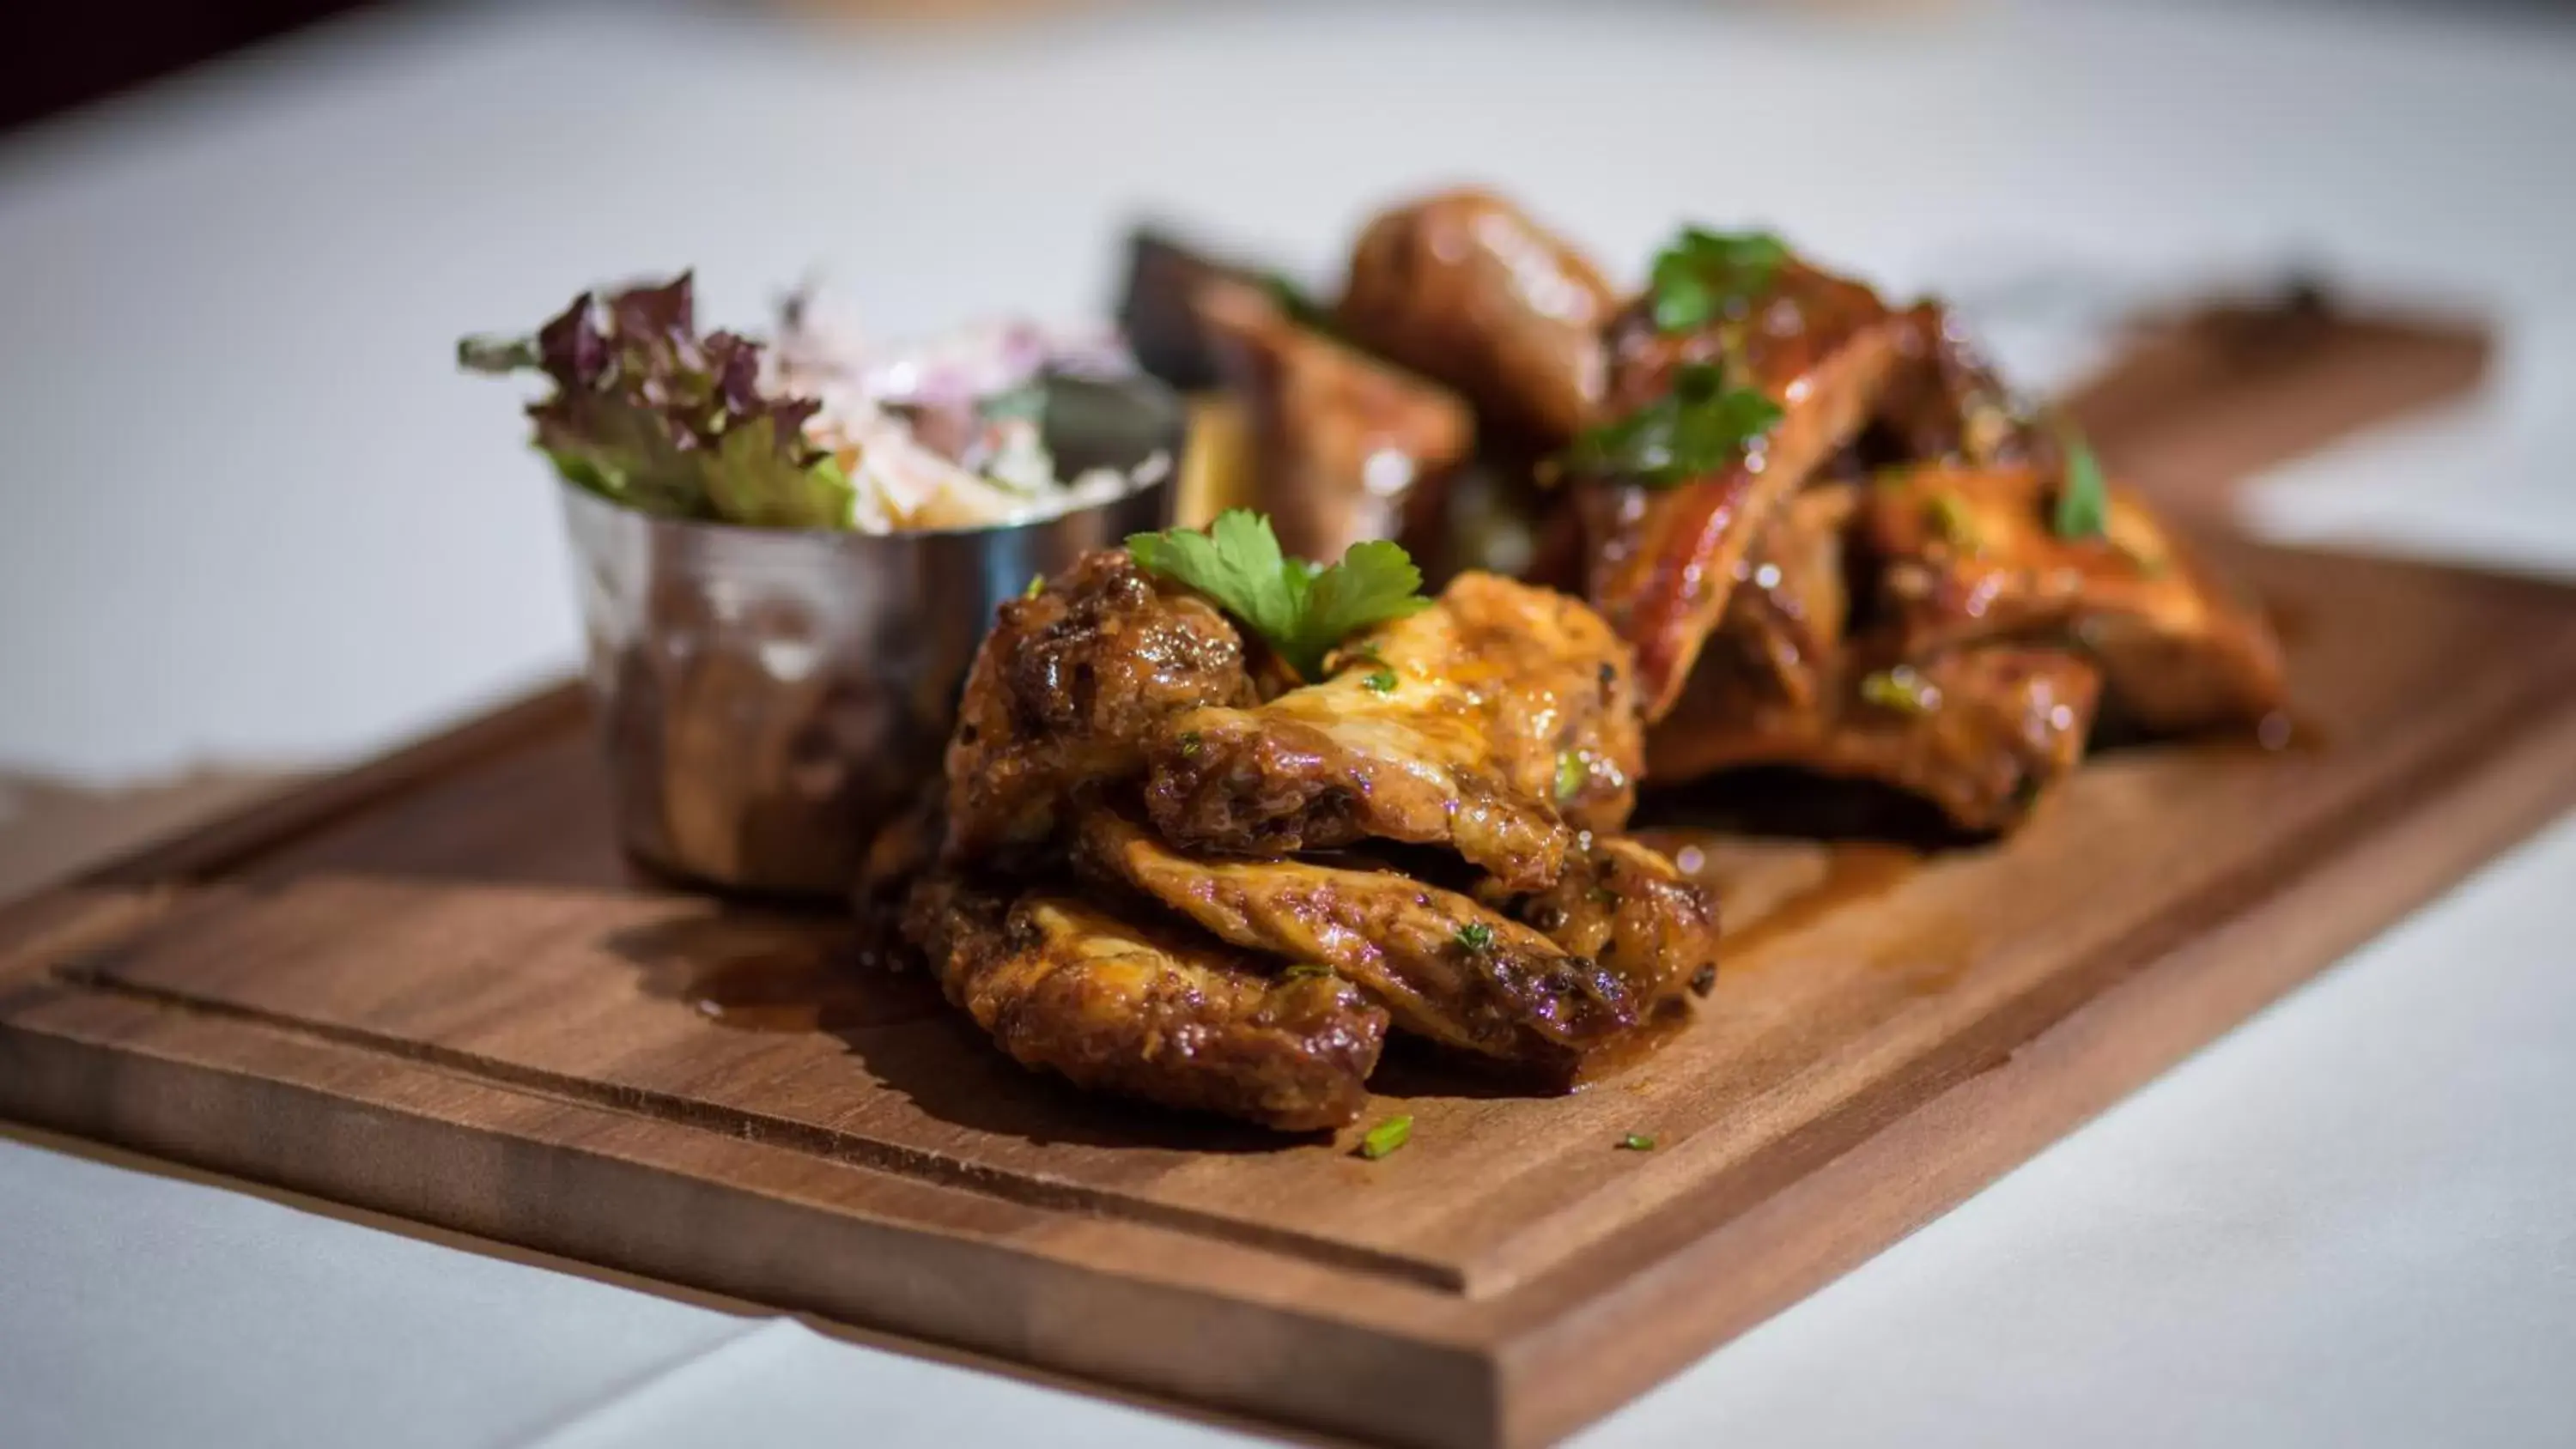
1335 188 1620 445
1194 275 1476 565
1869 302 2032 468
1858 464 2285 732
1706 482 1861 718
1077 812 1637 1082
1145 571 1642 892
1478 835 1722 1009
1650 645 2101 833
903 876 1387 1131
1583 260 1917 718
944 549 1259 861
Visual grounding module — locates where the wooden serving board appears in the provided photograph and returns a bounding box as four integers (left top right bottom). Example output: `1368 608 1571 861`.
2 307 2556 1449
7 536 2574 1446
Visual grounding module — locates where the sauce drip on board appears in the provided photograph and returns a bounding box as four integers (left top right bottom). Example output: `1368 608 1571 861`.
624 915 945 1034
1633 828 1922 964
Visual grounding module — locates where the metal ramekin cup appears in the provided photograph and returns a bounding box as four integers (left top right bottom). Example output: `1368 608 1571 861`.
558 379 1182 897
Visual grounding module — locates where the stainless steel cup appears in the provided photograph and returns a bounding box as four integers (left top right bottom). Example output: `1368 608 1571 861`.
557 385 1179 897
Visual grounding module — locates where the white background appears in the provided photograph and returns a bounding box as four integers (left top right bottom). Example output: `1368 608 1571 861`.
3 1 2573 1444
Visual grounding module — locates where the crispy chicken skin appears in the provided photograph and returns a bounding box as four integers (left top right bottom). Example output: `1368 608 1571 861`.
904 876 1386 1131
1583 261 1916 719
1077 812 1634 1080
1858 464 2286 732
943 549 1259 862
1145 571 1643 892
1335 188 1620 444
1194 275 1476 565
1479 836 1722 1008
1650 646 2102 832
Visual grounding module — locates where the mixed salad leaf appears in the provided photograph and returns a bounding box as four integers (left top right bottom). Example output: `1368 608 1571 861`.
459 274 857 530
1126 510 1431 682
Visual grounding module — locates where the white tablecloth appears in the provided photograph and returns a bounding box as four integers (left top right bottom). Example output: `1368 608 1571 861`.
3 2 2573 1444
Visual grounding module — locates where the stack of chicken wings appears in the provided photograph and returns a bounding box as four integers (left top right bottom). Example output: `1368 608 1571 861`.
902 188 2290 1131
903 548 1719 1131
1157 188 2287 834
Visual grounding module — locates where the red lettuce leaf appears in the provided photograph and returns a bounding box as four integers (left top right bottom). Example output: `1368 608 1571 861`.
461 273 852 530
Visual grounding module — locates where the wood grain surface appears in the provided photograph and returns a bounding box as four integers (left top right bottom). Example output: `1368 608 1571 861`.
0 304 2543 1449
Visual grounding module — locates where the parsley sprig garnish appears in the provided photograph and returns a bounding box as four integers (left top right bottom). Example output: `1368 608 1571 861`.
1127 510 1432 682
1649 227 1789 333
1562 364 1783 488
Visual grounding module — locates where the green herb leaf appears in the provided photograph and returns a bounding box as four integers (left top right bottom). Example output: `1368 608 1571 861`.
1927 493 1983 554
1857 665 1940 717
1261 272 1336 334
1024 573 1048 599
1358 1115 1413 1160
1290 539 1433 679
1454 922 1495 954
1362 669 1399 694
1178 730 1205 758
1649 227 1789 333
1127 511 1431 681
1128 508 1298 642
1562 364 1783 488
1618 1132 1656 1152
1554 749 1586 803
2054 423 2110 539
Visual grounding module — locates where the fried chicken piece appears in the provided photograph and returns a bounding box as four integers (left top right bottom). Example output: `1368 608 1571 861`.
1709 482 1860 718
943 549 1259 862
1649 646 2102 833
1859 464 2286 733
1194 275 1476 565
1145 572 1642 892
1869 302 2032 468
1637 470 2100 829
1583 260 1917 718
1075 812 1632 1082
903 876 1386 1131
1479 835 1722 1009
1335 188 1620 444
